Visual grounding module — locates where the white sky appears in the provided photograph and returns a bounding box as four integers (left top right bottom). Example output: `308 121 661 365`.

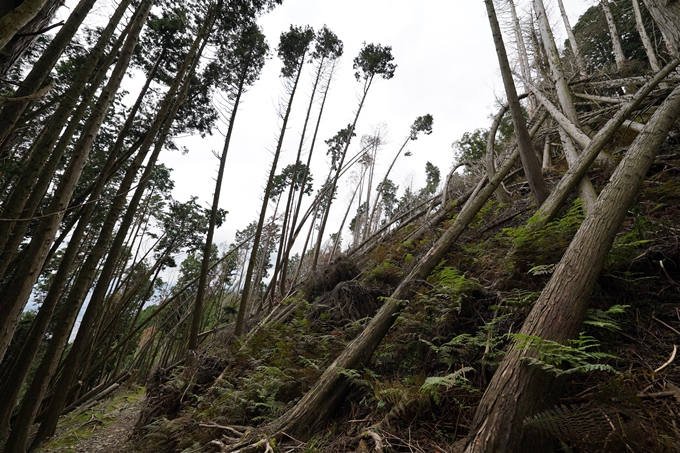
154 0 591 260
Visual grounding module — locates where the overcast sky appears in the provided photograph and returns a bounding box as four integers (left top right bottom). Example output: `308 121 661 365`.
151 0 591 271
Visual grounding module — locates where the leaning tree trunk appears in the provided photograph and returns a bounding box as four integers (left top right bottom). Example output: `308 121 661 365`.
0 0 54 57
600 0 626 72
641 0 680 58
631 0 661 72
235 55 306 336
532 0 598 211
189 78 245 350
221 144 526 449
485 0 549 205
555 0 587 76
462 80 680 453
485 103 512 204
0 0 97 150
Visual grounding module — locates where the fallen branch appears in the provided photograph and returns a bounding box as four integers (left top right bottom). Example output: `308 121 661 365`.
653 344 677 373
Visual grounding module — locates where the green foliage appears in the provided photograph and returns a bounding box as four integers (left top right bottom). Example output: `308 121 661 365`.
410 114 433 140
427 265 481 307
353 42 396 82
420 366 475 405
509 332 619 376
509 200 585 270
584 304 628 331
277 25 315 78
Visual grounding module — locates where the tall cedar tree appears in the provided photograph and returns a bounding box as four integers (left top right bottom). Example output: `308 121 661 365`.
233 25 314 336
189 23 268 350
312 42 396 269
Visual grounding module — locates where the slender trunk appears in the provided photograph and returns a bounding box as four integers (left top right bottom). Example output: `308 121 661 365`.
313 76 373 269
600 0 626 71
260 135 525 439
507 0 538 114
330 171 363 258
542 136 552 169
486 0 549 205
555 0 587 76
533 58 679 227
0 0 139 364
270 56 325 298
631 0 661 72
0 0 53 54
234 54 306 337
462 82 680 453
485 104 512 204
279 60 337 290
0 70 155 438
0 0 131 276
13 12 212 450
189 78 245 350
532 0 599 209
0 0 98 151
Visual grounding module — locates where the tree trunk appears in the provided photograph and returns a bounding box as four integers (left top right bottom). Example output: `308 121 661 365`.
0 27 159 440
0 0 54 55
485 0 549 205
189 78 245 350
555 0 587 76
15 12 212 450
600 0 626 71
485 103 512 204
507 0 538 114
279 59 337 295
642 0 680 57
235 54 306 336
632 0 661 71
257 140 525 440
313 77 373 269
0 0 97 150
462 81 680 453
0 0 131 280
0 0 133 363
533 58 679 227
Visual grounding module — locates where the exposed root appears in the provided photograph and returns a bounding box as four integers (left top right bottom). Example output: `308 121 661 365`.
360 429 384 452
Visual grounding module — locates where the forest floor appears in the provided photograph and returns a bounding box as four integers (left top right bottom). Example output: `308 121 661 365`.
35 386 144 453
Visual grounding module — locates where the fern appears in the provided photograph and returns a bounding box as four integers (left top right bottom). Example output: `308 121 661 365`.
509 332 619 376
584 304 629 331
420 366 474 404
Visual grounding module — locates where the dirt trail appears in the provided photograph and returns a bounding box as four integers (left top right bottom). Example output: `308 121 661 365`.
36 386 144 453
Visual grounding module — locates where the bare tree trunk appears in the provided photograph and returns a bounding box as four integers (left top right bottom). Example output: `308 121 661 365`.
486 0 549 205
642 0 680 57
486 103 512 204
632 0 661 71
462 81 680 453
189 78 245 350
600 0 626 71
533 58 679 227
531 0 599 210
555 0 587 76
507 0 538 114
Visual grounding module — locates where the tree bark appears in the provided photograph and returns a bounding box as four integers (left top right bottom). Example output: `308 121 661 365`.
462 80 680 453
189 77 244 350
485 0 549 205
632 0 661 71
485 103 512 204
556 0 587 76
0 0 53 55
533 58 680 227
641 0 680 58
600 0 627 71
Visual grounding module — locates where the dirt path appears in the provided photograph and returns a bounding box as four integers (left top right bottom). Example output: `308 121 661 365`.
37 386 145 453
